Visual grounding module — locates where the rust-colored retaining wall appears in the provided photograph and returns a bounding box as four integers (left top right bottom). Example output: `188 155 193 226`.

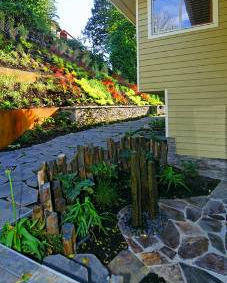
0 108 58 149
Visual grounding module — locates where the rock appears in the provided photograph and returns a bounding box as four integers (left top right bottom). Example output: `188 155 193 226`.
209 214 225 220
43 254 88 282
135 235 158 249
208 233 225 254
203 200 226 215
110 275 124 283
0 176 8 185
159 204 185 221
152 264 185 283
160 246 176 260
160 220 180 249
159 199 188 211
126 238 143 253
186 206 202 222
108 250 149 283
199 217 222 233
75 254 109 283
195 253 227 276
175 221 204 236
178 236 209 259
180 263 224 283
141 252 167 266
210 181 227 199
186 196 208 208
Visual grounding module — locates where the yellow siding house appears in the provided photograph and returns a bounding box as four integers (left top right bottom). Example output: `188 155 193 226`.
110 0 227 177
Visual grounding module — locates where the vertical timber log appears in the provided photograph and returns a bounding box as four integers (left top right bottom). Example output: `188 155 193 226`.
46 211 59 235
37 162 48 188
57 154 67 174
39 182 53 211
131 151 142 227
62 223 76 257
140 150 149 211
147 161 158 219
32 205 44 221
48 160 58 181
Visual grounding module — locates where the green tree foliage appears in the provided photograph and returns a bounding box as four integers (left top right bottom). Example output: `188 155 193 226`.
83 0 136 83
0 0 57 32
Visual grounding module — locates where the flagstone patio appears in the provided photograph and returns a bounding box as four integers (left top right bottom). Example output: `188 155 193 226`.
117 181 227 283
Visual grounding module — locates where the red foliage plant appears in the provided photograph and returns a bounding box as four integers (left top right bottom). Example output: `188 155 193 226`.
52 67 81 96
102 79 128 104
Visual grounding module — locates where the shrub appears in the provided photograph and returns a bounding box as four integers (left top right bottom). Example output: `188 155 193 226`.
63 197 105 238
159 166 190 193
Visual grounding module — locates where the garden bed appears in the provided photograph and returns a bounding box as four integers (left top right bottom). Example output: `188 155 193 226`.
0 129 221 283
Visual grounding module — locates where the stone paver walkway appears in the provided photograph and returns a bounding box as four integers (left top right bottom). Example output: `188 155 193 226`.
0 117 151 229
0 244 80 283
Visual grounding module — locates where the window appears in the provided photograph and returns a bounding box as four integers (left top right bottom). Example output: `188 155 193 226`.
149 0 218 37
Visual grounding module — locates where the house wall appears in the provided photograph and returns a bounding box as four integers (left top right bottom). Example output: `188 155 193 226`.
137 0 227 159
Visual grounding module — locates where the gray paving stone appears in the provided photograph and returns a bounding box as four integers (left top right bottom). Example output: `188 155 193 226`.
180 263 224 283
44 254 88 283
75 254 109 283
108 250 149 283
26 175 38 188
0 200 31 230
7 185 38 206
0 267 19 283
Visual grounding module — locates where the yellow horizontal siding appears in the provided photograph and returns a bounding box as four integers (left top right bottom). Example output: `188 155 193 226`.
138 0 227 159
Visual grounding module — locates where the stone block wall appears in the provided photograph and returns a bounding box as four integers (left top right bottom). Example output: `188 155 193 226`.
60 105 156 127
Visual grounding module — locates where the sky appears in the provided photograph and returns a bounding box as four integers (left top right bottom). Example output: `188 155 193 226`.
56 0 94 38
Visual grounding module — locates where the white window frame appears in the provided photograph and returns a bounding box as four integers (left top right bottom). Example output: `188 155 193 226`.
148 0 219 39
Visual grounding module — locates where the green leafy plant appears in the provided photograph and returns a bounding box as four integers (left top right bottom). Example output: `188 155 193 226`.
159 166 190 192
0 170 45 260
58 173 95 203
63 197 105 238
91 161 117 180
181 160 199 178
149 118 165 131
94 179 119 209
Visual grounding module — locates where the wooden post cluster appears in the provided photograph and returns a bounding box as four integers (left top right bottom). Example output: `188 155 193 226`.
35 135 168 254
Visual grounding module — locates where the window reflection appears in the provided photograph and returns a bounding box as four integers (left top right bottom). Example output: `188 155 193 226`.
152 0 213 35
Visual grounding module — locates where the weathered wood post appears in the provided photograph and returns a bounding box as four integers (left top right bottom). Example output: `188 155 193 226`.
39 182 53 212
32 205 44 221
46 211 59 235
131 150 142 227
147 160 158 219
62 223 76 257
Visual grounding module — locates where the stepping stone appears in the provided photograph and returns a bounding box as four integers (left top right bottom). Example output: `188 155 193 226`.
74 254 109 283
203 200 226 215
180 263 224 283
6 183 38 206
195 253 227 276
108 250 149 283
126 238 143 253
43 254 88 282
159 204 185 221
208 233 225 254
141 252 168 266
160 246 176 260
0 200 31 230
210 181 227 199
110 275 124 283
186 196 209 208
178 236 209 259
186 206 202 222
152 264 185 283
159 199 188 211
199 217 222 233
160 220 180 249
175 221 204 236
209 214 225 220
135 235 159 249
